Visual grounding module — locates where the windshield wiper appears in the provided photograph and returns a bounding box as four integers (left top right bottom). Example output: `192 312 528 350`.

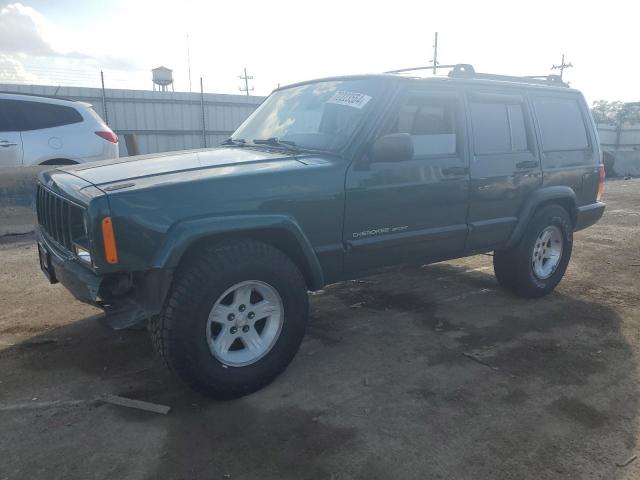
221 137 246 146
252 137 300 151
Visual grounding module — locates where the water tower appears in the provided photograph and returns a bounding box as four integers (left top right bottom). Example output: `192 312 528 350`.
152 66 174 92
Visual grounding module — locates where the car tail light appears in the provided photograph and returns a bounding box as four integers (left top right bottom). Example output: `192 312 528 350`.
101 217 119 264
95 131 118 144
597 164 605 201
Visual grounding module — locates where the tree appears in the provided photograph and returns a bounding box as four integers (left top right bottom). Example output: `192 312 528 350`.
591 100 640 126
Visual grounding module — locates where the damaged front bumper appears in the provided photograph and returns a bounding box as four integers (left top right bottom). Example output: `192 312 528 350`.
37 229 173 329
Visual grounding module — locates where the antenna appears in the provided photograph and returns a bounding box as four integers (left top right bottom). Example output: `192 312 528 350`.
551 54 573 81
238 67 254 96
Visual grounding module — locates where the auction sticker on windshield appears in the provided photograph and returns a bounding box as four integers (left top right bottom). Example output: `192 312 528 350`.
327 91 372 109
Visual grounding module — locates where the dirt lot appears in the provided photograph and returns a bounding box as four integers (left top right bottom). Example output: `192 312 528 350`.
0 178 639 480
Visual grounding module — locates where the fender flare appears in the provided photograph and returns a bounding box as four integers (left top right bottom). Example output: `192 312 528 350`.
505 186 577 248
151 214 325 290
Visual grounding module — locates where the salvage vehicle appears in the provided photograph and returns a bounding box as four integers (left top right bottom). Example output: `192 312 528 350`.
0 92 118 167
35 64 605 398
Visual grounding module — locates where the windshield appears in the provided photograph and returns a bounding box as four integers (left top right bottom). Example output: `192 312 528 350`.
231 79 385 152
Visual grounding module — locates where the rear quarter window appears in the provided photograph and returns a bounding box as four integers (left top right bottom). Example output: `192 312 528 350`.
533 97 589 151
9 100 84 131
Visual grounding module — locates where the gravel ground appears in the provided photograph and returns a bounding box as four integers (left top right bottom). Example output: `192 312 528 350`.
0 178 639 480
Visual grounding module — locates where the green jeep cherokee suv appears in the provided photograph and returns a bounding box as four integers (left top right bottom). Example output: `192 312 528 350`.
35 65 606 398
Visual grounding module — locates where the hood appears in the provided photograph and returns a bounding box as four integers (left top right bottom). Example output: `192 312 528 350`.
60 147 301 189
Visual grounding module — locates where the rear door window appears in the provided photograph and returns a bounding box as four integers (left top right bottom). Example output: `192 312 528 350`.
508 104 528 152
11 100 83 131
533 97 589 151
470 100 530 154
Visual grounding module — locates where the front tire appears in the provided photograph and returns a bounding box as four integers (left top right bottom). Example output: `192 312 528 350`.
494 204 573 298
149 240 309 399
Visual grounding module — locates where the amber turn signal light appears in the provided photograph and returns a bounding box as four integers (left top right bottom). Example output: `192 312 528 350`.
101 217 119 264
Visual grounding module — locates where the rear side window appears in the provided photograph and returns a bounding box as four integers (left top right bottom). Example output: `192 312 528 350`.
533 97 589 151
391 95 458 157
0 99 83 132
19 100 83 131
470 101 530 154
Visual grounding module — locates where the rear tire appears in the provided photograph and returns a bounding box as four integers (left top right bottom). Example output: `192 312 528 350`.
149 240 308 399
493 204 573 298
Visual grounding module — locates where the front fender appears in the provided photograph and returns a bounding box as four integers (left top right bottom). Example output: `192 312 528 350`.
151 214 325 290
505 186 577 248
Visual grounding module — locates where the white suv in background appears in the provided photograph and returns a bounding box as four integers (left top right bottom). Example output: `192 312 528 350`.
0 92 119 167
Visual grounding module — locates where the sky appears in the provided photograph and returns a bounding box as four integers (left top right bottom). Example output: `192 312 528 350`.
0 0 638 104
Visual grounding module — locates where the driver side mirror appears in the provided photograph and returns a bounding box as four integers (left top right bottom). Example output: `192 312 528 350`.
370 133 414 163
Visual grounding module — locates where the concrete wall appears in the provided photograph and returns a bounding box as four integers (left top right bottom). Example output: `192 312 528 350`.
597 124 640 177
607 151 640 177
598 123 640 148
0 166 43 235
0 84 265 156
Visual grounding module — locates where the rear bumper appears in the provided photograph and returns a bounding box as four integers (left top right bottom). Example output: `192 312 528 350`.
575 202 606 232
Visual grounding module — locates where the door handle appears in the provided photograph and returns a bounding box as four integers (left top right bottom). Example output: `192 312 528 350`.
0 141 17 147
442 166 469 176
516 160 538 170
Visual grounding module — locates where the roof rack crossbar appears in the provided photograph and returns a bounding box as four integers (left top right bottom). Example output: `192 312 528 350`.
452 71 566 86
385 63 475 75
385 63 567 87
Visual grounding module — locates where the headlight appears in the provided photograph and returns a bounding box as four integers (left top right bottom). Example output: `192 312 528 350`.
74 243 92 264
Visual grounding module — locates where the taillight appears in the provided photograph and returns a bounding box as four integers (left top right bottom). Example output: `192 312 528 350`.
95 131 118 144
101 217 119 264
597 164 605 201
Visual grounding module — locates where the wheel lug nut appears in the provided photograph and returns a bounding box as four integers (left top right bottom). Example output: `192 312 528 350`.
248 312 255 319
230 326 238 334
239 304 246 312
227 313 235 321
242 325 250 333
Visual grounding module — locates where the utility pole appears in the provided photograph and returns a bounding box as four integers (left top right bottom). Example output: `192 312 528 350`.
238 67 254 96
187 34 192 93
200 77 207 148
100 70 109 125
431 32 439 74
551 54 573 81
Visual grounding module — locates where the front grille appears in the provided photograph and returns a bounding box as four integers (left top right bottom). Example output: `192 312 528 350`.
36 184 85 252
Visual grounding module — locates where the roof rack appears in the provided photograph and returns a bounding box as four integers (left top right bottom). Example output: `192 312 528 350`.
385 63 567 87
